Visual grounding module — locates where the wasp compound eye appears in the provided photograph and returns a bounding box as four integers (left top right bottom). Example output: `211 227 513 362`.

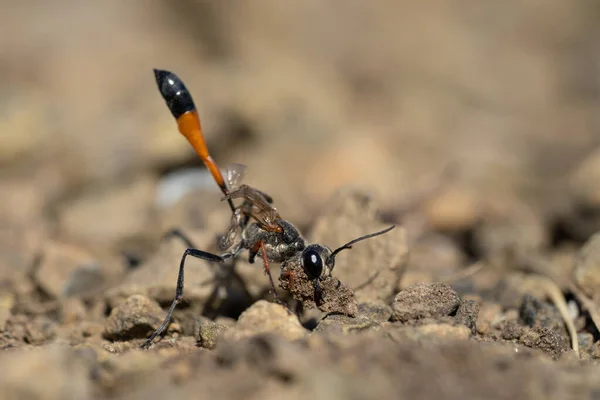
301 245 324 280
153 69 196 119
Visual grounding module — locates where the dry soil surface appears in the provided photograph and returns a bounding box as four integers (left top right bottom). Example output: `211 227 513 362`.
3 1 600 399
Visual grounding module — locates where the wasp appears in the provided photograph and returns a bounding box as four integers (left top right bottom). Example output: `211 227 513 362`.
142 70 394 348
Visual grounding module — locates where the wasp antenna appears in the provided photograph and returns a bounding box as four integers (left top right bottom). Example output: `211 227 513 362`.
153 69 235 212
326 225 396 268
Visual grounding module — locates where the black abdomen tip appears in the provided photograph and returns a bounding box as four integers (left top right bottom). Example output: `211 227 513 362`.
153 68 196 119
153 69 170 85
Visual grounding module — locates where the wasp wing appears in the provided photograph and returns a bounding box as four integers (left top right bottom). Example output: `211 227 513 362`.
224 184 281 231
224 163 248 191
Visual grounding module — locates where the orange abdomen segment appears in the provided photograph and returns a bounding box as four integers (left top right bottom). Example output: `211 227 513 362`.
176 111 228 192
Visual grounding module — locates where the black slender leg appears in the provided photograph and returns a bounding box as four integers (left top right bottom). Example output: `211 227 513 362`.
164 228 245 262
313 278 323 306
248 247 258 264
140 248 225 349
162 228 198 249
161 230 252 318
163 228 223 274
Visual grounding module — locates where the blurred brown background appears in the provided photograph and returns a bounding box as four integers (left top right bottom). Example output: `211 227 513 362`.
4 3 600 398
2 0 600 270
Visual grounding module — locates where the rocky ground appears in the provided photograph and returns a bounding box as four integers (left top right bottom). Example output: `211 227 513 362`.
3 1 600 399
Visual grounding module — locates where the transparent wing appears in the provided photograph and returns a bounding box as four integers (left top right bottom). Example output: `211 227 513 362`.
225 184 282 231
224 163 248 191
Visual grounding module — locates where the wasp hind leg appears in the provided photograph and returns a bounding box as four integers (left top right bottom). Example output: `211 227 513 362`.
141 248 225 349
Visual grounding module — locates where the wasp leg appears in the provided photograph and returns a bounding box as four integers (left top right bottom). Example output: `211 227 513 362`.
164 227 241 266
312 278 323 306
162 228 196 248
281 269 295 292
141 248 225 349
164 230 253 319
165 226 248 284
253 240 292 311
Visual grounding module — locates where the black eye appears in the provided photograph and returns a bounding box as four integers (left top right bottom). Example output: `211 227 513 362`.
302 246 323 279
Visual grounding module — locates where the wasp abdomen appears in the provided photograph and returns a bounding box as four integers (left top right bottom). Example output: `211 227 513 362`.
153 69 196 119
